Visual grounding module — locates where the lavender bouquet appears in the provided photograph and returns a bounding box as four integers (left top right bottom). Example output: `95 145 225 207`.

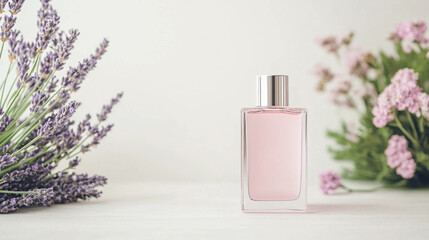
314 21 429 193
0 0 122 212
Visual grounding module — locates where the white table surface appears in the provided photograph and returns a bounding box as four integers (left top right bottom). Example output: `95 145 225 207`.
1 181 429 240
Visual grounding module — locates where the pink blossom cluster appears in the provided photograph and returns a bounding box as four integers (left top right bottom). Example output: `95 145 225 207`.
316 32 353 53
316 36 339 53
342 47 371 76
329 77 354 108
312 63 335 91
372 68 429 128
331 78 352 94
319 171 342 195
385 135 416 179
390 21 428 53
394 21 428 43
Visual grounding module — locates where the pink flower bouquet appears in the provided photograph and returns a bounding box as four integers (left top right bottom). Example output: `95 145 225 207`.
315 21 429 190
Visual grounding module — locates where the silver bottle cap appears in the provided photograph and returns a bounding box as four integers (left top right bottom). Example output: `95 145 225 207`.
256 75 289 106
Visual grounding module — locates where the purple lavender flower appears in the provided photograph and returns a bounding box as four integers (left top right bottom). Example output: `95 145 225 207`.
0 0 9 14
67 29 79 44
54 29 79 67
97 92 123 122
36 18 59 53
38 30 78 79
55 101 78 125
41 172 107 204
1 15 16 42
37 0 58 30
0 114 14 133
30 91 49 112
16 54 29 79
35 1 59 54
37 101 78 138
91 124 113 146
68 59 96 91
56 130 80 152
80 144 90 153
77 114 91 135
0 171 107 213
8 0 24 15
92 38 109 60
0 154 18 168
1 161 54 191
37 118 55 138
12 40 37 59
25 74 39 91
39 51 55 79
1 144 10 153
0 0 121 214
59 38 108 97
68 156 80 169
45 75 57 93
319 171 342 195
0 187 54 213
7 30 21 60
23 41 37 58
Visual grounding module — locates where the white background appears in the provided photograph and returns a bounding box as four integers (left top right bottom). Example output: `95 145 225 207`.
14 0 429 186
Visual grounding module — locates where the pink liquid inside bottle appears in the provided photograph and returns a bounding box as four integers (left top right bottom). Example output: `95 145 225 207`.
241 75 307 212
247 110 302 201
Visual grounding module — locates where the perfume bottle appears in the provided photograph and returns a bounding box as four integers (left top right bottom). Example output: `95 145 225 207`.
241 75 307 212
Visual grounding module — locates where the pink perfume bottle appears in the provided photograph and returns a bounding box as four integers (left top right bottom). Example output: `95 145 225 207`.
241 75 307 212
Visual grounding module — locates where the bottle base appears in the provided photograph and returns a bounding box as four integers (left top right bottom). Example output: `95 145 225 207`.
242 202 307 213
242 208 307 213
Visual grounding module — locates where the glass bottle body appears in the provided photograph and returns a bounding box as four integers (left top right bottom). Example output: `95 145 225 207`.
241 106 307 212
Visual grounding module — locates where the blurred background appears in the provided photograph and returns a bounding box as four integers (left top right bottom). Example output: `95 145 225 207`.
15 0 429 186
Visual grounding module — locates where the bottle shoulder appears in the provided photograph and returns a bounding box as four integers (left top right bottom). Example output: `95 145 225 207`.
241 106 308 114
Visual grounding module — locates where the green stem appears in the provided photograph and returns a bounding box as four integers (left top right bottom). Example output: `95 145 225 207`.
0 42 5 61
394 112 420 149
0 190 37 195
0 61 13 106
44 166 71 181
12 70 57 118
4 54 40 112
4 85 24 115
9 108 52 150
7 54 40 109
341 185 379 193
2 53 39 113
0 89 61 149
63 151 80 161
406 111 419 140
11 136 41 156
419 110 424 133
3 75 19 109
